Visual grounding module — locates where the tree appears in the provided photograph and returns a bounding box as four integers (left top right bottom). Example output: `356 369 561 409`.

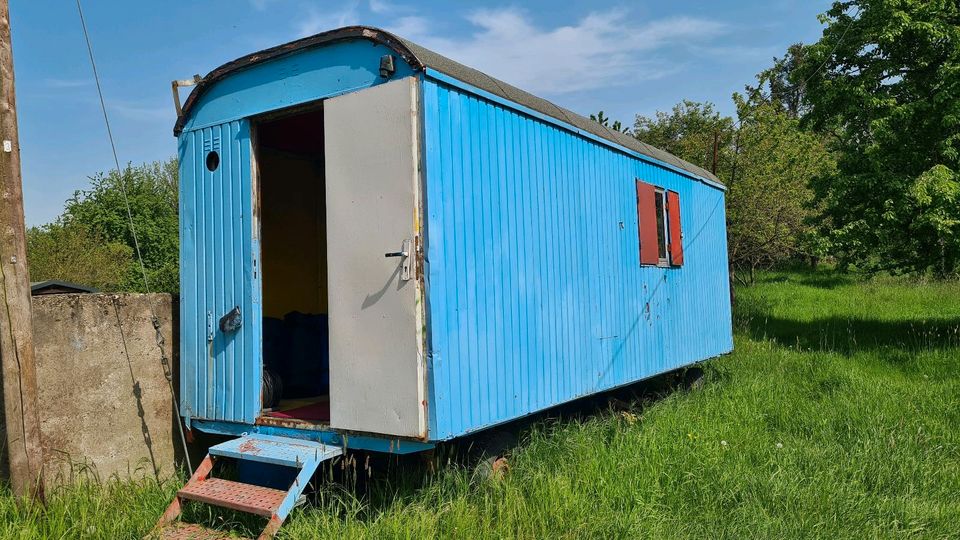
748 43 810 118
590 110 630 134
907 165 960 276
59 159 179 292
27 222 132 291
727 95 836 281
796 0 960 276
633 97 834 282
633 100 735 174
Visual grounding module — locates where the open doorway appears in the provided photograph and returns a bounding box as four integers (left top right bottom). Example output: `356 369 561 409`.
254 105 330 427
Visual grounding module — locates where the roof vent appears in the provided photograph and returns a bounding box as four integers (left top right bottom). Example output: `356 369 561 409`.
379 54 395 79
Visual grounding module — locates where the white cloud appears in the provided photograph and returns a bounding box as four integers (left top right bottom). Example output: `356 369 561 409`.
43 78 91 89
368 0 399 15
249 0 282 11
385 8 728 95
296 1 361 38
384 15 428 38
110 101 173 123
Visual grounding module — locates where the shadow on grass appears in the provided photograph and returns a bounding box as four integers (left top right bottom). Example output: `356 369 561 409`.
754 269 856 290
739 310 960 355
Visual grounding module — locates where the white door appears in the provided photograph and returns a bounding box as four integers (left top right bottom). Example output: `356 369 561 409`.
324 77 425 438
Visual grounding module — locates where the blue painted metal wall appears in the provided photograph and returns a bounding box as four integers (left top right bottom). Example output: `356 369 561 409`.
421 77 733 441
179 120 261 423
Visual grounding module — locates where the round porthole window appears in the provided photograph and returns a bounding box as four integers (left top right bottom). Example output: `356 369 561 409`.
206 150 220 172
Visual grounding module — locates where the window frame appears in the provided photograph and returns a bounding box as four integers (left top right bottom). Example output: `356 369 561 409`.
636 179 683 268
654 188 670 267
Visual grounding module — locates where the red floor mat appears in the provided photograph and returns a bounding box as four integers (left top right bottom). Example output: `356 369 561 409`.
264 400 330 422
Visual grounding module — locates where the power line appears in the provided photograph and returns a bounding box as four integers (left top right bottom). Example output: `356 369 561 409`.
722 7 861 185
74 0 193 473
798 8 861 93
74 0 147 286
736 7 862 131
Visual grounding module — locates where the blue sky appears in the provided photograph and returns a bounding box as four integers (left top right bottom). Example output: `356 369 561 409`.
11 0 831 225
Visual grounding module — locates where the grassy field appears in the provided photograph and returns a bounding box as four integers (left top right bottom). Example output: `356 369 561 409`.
1 269 959 539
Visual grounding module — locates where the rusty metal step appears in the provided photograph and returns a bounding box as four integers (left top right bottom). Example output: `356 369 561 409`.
153 522 242 539
178 477 286 517
153 435 342 539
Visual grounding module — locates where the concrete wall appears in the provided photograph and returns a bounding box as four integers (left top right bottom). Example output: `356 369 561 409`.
1 293 180 486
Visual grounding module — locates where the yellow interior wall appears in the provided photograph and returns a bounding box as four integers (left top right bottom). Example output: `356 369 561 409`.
259 148 327 318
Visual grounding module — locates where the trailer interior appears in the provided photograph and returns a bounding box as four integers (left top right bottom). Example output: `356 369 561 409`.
254 105 331 428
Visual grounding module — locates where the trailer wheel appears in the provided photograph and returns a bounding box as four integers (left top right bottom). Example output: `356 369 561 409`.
473 430 517 480
681 365 706 390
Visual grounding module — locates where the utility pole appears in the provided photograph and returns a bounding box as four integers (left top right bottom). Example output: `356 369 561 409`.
0 0 45 501
711 131 719 176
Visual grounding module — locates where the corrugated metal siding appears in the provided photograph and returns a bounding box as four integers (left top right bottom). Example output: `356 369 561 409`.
422 79 733 440
179 119 261 424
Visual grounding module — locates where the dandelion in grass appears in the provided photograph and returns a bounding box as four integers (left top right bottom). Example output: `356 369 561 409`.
776 442 783 449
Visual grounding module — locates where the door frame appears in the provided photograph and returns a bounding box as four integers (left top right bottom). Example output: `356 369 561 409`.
249 100 327 420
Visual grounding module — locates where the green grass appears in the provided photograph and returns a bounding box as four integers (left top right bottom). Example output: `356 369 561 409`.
2 269 959 539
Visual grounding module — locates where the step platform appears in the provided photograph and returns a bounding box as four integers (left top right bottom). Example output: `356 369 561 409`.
155 523 233 540
149 433 342 540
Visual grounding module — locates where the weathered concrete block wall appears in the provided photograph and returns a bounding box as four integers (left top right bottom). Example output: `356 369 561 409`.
1 293 179 486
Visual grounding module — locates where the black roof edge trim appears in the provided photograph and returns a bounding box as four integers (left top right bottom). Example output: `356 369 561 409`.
173 26 423 136
173 25 723 186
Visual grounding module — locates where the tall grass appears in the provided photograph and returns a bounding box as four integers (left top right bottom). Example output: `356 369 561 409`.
2 269 959 538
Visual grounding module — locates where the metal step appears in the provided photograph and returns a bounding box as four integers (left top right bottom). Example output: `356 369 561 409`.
150 434 343 540
178 477 286 517
155 522 238 540
208 433 340 468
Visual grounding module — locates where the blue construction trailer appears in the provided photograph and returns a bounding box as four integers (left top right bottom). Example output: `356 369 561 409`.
156 26 733 538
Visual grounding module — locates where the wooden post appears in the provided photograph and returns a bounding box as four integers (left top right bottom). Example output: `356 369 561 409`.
711 131 719 176
0 0 45 500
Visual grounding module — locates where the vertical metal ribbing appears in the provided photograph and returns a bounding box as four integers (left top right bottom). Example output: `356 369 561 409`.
423 80 734 440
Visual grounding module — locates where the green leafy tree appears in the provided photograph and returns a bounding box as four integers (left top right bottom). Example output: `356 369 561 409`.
60 159 179 293
633 100 735 174
749 43 810 118
27 222 133 291
727 95 836 281
590 110 630 134
796 0 960 276
907 165 960 276
634 97 834 282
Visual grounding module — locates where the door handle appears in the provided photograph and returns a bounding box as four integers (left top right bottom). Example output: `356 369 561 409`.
219 306 242 333
385 239 413 281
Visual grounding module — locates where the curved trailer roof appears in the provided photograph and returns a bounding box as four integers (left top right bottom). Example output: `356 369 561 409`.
174 25 722 186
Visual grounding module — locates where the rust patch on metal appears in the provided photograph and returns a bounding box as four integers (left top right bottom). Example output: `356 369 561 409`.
236 439 262 454
152 522 233 539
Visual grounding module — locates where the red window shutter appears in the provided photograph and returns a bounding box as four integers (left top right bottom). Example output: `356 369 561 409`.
667 190 683 266
636 181 659 265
